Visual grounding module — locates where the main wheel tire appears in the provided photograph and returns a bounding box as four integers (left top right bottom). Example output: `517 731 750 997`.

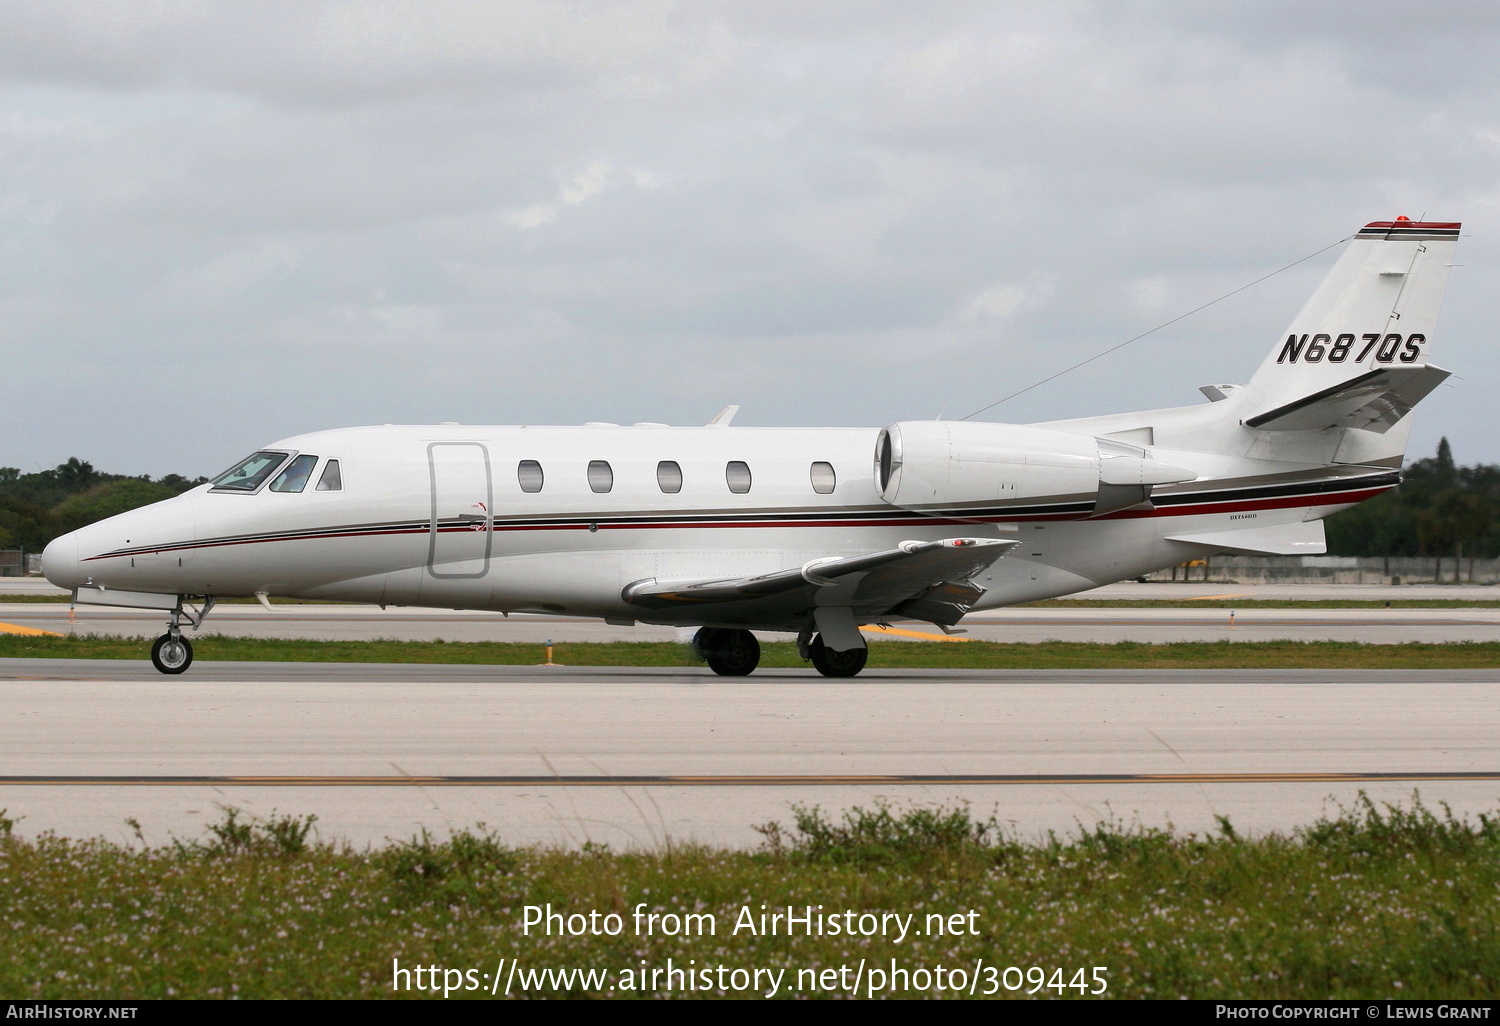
696 627 761 676
809 634 867 678
151 634 193 675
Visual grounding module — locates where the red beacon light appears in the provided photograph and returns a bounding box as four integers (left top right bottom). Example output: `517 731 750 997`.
1395 215 1412 222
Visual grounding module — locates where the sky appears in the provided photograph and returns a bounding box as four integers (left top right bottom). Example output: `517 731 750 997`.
2 1 1497 478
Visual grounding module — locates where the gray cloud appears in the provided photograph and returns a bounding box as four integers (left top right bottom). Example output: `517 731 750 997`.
0 1 1495 476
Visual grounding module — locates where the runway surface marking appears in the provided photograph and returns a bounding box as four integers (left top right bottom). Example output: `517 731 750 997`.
861 624 970 642
0 621 63 637
6 772 1500 787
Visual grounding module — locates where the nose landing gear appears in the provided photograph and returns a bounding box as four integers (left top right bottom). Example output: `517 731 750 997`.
151 633 193 674
150 597 215 675
67 587 218 675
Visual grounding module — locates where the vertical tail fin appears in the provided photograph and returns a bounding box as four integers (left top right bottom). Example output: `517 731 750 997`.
1239 219 1458 457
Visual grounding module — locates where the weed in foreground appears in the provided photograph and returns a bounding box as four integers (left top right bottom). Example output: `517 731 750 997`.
3 794 1499 999
1297 791 1500 857
378 826 521 908
754 801 1020 868
169 806 320 858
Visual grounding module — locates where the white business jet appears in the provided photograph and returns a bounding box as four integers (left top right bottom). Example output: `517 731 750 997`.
43 218 1460 676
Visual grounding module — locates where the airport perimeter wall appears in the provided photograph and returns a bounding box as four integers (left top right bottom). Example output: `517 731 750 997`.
1149 555 1500 585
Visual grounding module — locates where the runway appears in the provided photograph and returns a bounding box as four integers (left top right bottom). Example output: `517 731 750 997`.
9 771 1500 785
3 660 1499 849
3 603 1498 646
3 581 1498 646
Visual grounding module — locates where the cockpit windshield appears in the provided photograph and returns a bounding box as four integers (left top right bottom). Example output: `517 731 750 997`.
211 451 292 492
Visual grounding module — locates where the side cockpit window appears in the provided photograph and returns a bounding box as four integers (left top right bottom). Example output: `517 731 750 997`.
269 454 319 493
316 459 343 491
211 451 291 493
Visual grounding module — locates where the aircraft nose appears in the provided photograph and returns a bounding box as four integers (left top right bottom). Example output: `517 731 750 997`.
42 532 81 591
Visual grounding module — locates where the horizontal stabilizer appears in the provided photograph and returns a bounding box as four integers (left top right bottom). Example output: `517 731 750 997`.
622 537 1017 625
1244 364 1450 433
1164 520 1326 556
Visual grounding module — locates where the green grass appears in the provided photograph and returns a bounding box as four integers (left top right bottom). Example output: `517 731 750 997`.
2 796 1497 999
2 633 1500 667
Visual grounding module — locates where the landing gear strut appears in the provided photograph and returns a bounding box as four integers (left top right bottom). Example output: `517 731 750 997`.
694 627 761 676
150 597 215 675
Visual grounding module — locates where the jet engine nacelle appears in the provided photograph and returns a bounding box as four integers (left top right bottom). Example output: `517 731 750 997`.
875 421 1197 516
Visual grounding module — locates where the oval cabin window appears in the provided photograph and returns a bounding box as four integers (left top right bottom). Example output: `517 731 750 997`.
810 461 836 494
725 461 752 494
657 461 683 493
518 460 544 493
587 460 614 493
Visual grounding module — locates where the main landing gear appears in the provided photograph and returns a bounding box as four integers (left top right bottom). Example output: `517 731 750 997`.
807 634 867 678
692 627 871 678
694 627 761 676
150 597 216 675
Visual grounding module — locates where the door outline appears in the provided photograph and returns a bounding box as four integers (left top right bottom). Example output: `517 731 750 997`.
427 442 493 578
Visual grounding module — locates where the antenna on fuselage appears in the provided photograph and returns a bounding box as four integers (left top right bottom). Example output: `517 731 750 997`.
706 405 740 427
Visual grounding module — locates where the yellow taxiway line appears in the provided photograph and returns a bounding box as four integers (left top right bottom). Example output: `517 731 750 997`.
0 622 64 637
860 624 971 642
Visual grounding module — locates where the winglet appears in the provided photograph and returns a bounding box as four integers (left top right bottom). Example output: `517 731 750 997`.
706 405 740 427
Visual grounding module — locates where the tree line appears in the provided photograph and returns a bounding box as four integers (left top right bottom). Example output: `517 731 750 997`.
1322 439 1500 568
0 459 205 553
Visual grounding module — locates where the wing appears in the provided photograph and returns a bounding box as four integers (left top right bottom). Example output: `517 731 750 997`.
621 536 1018 627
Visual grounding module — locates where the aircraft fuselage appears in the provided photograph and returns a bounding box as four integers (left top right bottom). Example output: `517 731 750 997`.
43 422 1382 629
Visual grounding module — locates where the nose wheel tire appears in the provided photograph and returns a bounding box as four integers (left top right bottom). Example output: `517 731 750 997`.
809 634 867 678
695 628 761 676
151 634 193 675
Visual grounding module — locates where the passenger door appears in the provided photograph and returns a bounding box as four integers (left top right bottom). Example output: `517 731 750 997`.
427 442 492 578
